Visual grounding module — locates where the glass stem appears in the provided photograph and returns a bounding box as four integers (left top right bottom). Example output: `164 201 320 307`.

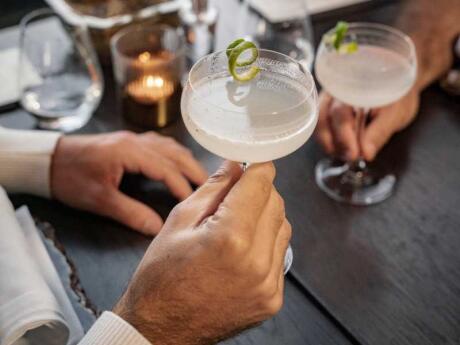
351 107 370 172
341 108 370 187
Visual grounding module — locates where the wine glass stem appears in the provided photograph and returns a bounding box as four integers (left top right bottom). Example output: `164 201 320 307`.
351 107 370 171
341 108 370 187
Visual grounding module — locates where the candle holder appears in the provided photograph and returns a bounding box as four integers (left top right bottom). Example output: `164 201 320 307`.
111 25 185 129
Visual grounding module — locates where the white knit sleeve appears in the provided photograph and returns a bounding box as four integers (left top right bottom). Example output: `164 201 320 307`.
78 312 152 345
0 127 62 198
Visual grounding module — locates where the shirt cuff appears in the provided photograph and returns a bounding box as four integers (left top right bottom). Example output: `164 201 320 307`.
0 128 62 198
78 312 152 345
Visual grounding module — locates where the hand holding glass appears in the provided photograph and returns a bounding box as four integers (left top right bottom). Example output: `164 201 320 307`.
181 49 319 272
314 23 417 205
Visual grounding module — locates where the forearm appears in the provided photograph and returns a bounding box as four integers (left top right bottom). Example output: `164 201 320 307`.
0 128 61 197
397 0 460 91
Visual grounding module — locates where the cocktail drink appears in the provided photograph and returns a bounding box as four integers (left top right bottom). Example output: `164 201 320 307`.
314 23 417 205
181 47 319 272
182 50 318 163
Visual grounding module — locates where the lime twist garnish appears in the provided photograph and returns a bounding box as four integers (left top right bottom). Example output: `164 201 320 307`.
226 39 261 82
325 21 358 54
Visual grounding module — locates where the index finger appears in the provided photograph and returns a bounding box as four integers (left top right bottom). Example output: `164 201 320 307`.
219 162 276 232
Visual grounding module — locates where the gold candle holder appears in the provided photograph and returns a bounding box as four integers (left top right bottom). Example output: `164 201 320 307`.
111 25 185 129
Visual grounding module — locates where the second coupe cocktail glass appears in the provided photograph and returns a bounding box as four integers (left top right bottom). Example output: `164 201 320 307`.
181 49 319 272
315 23 417 205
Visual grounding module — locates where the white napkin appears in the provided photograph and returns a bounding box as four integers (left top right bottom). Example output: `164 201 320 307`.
249 0 309 23
0 188 84 345
249 0 370 22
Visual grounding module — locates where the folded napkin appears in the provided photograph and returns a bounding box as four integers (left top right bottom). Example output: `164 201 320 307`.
0 188 84 345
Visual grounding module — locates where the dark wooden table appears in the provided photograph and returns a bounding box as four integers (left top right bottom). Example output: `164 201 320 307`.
2 1 460 344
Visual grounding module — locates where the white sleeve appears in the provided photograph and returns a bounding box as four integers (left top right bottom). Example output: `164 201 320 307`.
78 312 152 345
0 127 62 198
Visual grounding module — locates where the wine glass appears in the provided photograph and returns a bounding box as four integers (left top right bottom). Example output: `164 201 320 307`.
181 49 319 272
314 23 417 205
19 8 103 132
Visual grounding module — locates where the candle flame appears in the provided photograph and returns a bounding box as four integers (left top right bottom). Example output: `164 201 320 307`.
138 51 151 63
126 75 175 104
146 75 164 88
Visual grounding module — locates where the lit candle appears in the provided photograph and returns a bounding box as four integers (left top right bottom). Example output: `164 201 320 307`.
121 50 181 129
112 26 185 129
126 75 175 104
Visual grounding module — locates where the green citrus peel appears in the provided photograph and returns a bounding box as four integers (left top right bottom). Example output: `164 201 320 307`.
226 39 261 82
325 21 358 54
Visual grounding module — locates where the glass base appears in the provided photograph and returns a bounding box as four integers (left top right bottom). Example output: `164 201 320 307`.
315 158 396 206
33 113 92 132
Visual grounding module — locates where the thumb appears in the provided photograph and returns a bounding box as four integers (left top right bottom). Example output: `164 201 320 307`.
102 189 164 236
361 110 396 161
174 161 243 227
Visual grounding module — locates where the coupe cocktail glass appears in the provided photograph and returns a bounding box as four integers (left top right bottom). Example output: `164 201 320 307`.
181 49 319 272
315 23 417 205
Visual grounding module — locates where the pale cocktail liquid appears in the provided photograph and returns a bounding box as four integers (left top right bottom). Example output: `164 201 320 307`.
182 71 317 163
315 45 416 108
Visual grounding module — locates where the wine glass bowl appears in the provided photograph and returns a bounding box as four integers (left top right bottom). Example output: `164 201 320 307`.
181 49 319 163
315 23 417 109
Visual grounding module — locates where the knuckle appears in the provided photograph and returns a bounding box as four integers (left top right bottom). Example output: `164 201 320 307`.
264 293 284 316
251 258 271 280
169 201 186 218
222 232 249 257
145 131 160 139
164 137 177 145
283 220 293 241
257 175 272 196
181 147 193 157
275 191 285 216
115 131 136 147
177 146 193 159
251 162 276 184
269 191 285 228
207 167 232 184
237 214 254 233
117 130 135 141
263 162 276 180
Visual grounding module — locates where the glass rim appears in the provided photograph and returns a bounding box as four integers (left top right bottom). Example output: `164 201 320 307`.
321 22 416 56
20 7 86 28
20 8 55 26
186 48 318 116
110 23 185 63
